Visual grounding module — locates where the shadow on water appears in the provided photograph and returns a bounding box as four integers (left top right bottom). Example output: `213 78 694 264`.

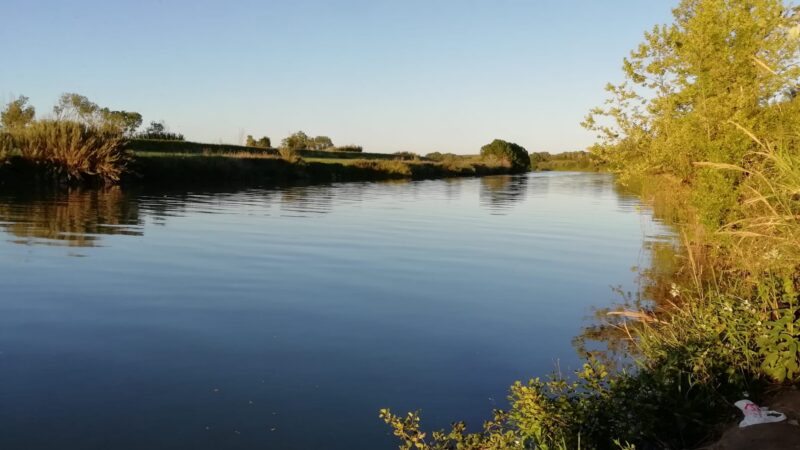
573 177 686 368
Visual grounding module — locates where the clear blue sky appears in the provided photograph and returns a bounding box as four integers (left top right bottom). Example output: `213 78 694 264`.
1 0 676 153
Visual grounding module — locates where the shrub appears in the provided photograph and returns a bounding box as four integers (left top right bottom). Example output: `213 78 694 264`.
480 139 531 173
278 146 302 163
392 151 420 160
353 160 411 176
5 120 130 182
330 145 363 153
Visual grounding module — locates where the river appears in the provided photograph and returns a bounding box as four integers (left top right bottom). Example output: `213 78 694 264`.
0 172 671 449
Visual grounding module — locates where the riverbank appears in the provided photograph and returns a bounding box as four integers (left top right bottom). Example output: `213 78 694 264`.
126 151 514 188
0 132 524 189
0 140 518 187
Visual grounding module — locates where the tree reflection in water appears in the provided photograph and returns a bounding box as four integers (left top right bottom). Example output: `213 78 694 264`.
0 187 142 247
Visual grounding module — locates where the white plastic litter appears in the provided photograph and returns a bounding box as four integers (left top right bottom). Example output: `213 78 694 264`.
734 399 786 428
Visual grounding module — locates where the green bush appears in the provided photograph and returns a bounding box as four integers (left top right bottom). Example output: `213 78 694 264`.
480 139 531 173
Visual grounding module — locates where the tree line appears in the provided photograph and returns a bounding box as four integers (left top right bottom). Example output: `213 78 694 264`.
1 93 184 141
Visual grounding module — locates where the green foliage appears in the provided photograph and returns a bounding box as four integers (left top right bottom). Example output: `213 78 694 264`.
532 151 605 171
755 276 800 382
583 0 800 197
480 139 531 173
245 135 271 148
100 109 142 137
1 96 36 129
311 135 333 150
352 159 411 176
425 152 458 161
281 131 338 151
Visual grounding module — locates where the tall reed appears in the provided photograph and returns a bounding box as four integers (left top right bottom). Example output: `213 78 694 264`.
5 120 130 183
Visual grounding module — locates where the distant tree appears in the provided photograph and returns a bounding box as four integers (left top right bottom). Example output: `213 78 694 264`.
246 135 271 148
1 96 36 129
257 136 271 148
146 121 166 135
425 151 444 161
100 109 142 136
138 120 184 141
480 139 531 172
311 135 333 150
52 93 141 135
393 151 420 160
281 131 310 151
53 93 99 123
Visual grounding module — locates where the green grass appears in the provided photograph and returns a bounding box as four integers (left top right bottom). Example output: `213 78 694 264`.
127 151 515 187
126 138 419 161
531 151 606 172
1 132 521 188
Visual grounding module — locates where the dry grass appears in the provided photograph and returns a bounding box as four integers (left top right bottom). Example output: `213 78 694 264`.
278 146 302 163
5 120 130 183
694 135 800 272
351 159 412 176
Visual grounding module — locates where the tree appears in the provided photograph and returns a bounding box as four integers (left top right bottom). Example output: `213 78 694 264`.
52 93 142 135
256 136 271 148
480 139 531 172
53 93 99 123
100 109 142 136
246 135 271 148
281 131 310 151
583 0 800 177
582 0 800 226
311 135 333 150
0 96 35 129
146 121 166 135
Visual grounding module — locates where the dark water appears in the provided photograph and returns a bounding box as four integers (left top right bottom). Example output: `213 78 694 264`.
0 172 670 449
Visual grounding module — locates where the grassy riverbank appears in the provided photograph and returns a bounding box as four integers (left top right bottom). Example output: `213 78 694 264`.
0 128 523 189
128 151 513 188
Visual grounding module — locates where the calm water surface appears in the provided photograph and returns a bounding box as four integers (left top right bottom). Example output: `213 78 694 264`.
0 172 671 449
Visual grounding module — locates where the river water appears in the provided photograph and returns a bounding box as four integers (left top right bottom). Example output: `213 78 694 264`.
0 172 671 449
